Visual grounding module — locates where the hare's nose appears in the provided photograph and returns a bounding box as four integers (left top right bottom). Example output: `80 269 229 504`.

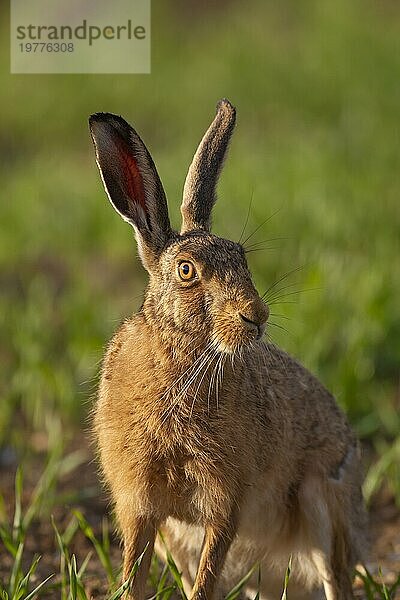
239 313 266 339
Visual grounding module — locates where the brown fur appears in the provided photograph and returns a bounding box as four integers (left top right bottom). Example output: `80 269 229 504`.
89 100 367 600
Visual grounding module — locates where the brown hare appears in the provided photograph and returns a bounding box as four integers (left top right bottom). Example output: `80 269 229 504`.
89 99 367 600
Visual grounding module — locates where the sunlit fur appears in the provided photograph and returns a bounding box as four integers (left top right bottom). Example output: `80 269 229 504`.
91 101 367 600
94 230 367 600
143 232 268 357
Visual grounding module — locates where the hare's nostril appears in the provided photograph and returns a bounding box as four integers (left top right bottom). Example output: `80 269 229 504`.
239 313 259 334
239 313 266 339
239 313 257 327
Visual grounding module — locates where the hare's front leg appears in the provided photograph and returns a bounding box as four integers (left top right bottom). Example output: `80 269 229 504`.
117 506 157 600
312 546 354 600
306 490 358 599
191 518 237 600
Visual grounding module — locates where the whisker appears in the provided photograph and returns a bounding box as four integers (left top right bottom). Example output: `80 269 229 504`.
207 351 221 414
238 192 254 244
174 346 214 399
220 354 228 407
244 236 289 250
215 353 225 411
179 334 202 355
158 343 215 425
268 321 293 337
262 279 305 300
238 346 245 366
265 287 321 304
269 312 292 321
244 246 279 254
189 348 220 418
213 354 221 411
218 354 227 409
241 206 283 247
157 339 204 402
267 300 298 306
261 265 305 299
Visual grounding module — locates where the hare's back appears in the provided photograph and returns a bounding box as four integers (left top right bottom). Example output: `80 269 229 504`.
260 343 357 466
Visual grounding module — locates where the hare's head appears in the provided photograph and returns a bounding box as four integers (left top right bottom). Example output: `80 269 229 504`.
89 100 268 354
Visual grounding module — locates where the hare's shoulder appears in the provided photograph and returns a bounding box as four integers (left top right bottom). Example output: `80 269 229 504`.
263 342 356 450
254 344 357 484
261 342 313 383
101 315 149 382
263 342 333 400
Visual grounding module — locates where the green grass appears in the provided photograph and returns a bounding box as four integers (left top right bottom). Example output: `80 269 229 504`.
0 0 400 596
1 464 399 599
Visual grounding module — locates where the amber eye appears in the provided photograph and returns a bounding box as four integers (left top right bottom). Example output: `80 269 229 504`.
177 261 196 281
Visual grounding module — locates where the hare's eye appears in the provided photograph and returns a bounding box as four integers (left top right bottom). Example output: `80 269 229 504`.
178 261 196 281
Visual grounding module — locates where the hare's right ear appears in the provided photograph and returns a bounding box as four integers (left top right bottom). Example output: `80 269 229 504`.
89 113 171 272
181 99 236 234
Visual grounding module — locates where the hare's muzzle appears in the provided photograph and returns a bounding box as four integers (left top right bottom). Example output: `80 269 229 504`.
239 313 266 339
238 300 269 340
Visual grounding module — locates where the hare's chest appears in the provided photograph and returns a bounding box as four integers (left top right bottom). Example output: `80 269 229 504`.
147 444 234 523
125 404 240 521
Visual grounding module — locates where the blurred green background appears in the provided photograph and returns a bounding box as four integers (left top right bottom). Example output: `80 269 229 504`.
1 0 399 499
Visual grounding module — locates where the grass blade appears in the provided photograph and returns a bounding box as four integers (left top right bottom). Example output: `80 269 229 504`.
156 564 171 596
158 532 187 600
12 468 23 544
280 555 292 600
9 541 24 596
52 516 70 600
68 555 78 600
148 585 177 600
252 565 261 600
355 568 375 600
77 551 93 578
225 564 258 600
0 525 17 558
378 567 390 600
14 555 41 598
107 543 149 600
74 509 115 585
23 574 54 600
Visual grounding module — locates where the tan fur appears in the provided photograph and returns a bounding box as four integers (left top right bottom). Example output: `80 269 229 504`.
90 101 367 600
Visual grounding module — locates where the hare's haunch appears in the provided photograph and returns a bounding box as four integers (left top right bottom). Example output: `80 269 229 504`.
89 100 367 600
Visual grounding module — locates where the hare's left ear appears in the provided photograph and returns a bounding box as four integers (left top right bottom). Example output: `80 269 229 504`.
89 112 171 271
180 99 236 234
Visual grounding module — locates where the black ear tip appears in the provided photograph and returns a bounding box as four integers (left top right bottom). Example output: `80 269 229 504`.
216 98 236 117
89 112 112 125
88 112 132 133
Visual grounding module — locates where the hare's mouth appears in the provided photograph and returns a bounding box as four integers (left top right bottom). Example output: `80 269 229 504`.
212 317 265 355
239 313 266 339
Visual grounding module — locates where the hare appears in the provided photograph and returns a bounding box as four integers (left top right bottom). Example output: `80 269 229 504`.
89 99 367 600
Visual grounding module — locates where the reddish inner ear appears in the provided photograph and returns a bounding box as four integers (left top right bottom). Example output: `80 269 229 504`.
114 135 147 213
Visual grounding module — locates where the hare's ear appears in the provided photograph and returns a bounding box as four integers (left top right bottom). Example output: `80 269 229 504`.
89 112 171 271
180 99 236 234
